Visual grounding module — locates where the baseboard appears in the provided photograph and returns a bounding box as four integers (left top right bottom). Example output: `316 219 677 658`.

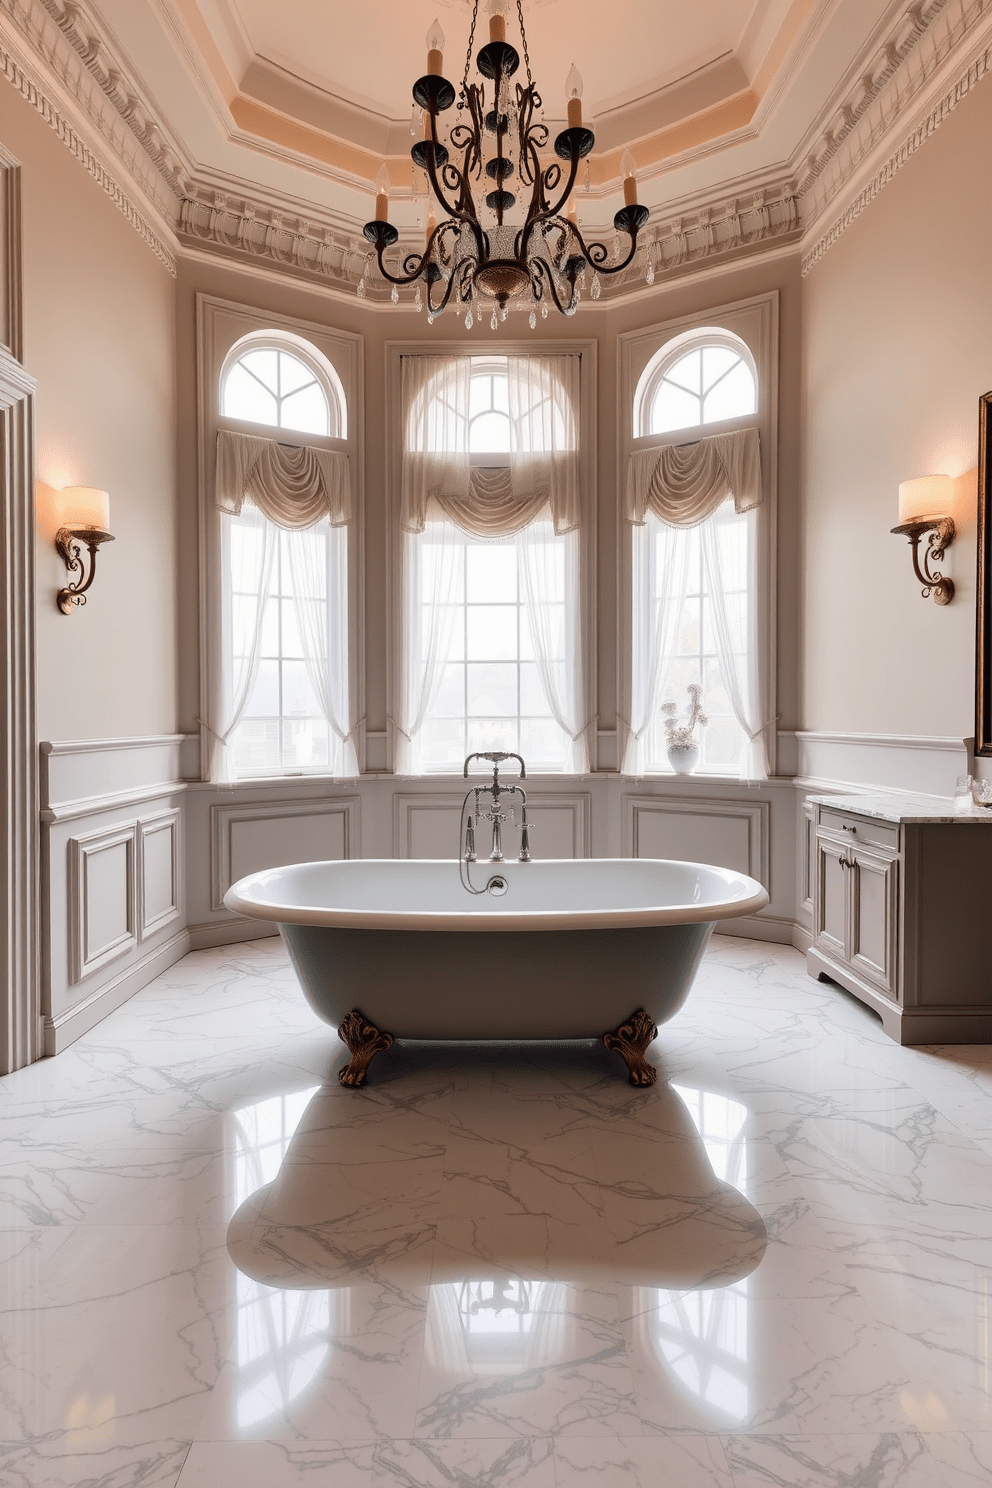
792 923 813 953
712 913 795 945
187 917 281 950
43 929 191 1055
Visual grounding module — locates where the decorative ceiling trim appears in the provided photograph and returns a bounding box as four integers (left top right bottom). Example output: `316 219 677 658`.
0 35 177 273
799 0 992 272
801 36 992 274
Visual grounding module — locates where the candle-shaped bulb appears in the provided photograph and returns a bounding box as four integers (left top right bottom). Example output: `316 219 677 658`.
487 0 507 42
566 64 583 127
374 163 391 222
621 147 638 206
426 19 445 74
566 195 578 226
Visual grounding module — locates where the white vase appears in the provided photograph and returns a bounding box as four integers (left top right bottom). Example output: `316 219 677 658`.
667 742 699 776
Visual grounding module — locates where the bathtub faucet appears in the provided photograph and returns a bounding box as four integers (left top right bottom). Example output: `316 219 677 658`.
462 753 530 864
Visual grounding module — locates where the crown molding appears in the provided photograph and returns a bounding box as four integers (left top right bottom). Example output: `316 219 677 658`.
5 0 992 301
0 0 184 271
797 0 992 271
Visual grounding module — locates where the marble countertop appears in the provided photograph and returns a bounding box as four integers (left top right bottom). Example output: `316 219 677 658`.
807 790 992 825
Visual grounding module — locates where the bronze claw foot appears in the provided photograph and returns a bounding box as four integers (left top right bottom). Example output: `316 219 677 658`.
337 1009 394 1088
602 1008 659 1087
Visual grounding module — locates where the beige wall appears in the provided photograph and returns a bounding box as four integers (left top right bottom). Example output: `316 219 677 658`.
802 74 992 738
3 83 178 742
176 250 802 757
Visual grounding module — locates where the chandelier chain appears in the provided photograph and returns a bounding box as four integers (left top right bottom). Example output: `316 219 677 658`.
460 1 481 105
515 0 534 87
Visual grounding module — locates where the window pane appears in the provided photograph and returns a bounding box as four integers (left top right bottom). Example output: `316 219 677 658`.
282 660 321 718
422 717 465 768
666 351 702 396
466 543 516 603
467 605 516 660
469 374 492 419
280 599 304 658
433 663 464 718
520 662 550 716
278 352 316 397
282 717 329 769
704 360 756 424
239 349 279 394
521 717 567 762
467 718 517 755
467 662 516 718
244 659 279 718
650 381 700 435
701 346 741 391
258 596 279 657
470 410 510 453
492 372 509 414
232 720 279 773
224 363 277 426
281 382 330 436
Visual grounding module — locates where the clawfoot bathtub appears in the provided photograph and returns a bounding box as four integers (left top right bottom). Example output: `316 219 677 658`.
224 857 768 1086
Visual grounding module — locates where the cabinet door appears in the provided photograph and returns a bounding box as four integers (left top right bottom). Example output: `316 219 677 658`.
849 845 899 998
814 835 849 961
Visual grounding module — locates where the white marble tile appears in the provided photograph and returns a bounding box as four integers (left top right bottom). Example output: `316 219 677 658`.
415 1279 641 1439
724 1433 929 1487
177 1436 556 1486
554 1433 734 1487
0 1223 234 1451
0 1439 192 1488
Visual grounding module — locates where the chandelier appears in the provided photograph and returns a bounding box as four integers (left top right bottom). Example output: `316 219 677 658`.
360 0 649 326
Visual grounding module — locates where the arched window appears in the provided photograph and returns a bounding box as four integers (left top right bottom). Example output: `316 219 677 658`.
627 329 763 778
634 329 757 438
399 354 584 774
221 333 347 439
216 331 351 779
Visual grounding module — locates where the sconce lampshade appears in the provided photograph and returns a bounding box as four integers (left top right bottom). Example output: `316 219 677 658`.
898 475 953 524
55 486 110 533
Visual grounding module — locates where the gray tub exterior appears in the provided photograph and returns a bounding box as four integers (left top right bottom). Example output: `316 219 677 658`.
280 919 714 1041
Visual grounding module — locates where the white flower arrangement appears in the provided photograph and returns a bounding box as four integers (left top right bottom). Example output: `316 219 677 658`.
662 683 708 750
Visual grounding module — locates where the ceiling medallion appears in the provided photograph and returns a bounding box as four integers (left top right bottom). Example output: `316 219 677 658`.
360 0 649 326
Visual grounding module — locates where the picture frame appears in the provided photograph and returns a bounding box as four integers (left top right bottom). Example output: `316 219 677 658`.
977 390 992 754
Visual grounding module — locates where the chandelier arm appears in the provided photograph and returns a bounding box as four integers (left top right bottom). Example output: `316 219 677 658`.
372 242 431 288
427 263 464 317
422 138 469 223
530 256 577 316
517 150 581 263
578 229 642 276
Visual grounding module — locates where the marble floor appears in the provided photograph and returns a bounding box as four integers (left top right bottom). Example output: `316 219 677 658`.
3 936 992 1487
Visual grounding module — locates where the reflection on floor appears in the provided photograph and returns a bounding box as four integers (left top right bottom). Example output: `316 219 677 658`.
2 936 992 1485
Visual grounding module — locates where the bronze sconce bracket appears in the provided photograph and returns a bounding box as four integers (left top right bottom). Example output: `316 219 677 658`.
55 526 114 614
890 516 955 605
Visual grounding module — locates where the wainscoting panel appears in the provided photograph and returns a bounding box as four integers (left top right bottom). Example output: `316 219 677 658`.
69 823 137 984
624 794 770 888
210 797 359 910
138 810 181 940
393 792 592 859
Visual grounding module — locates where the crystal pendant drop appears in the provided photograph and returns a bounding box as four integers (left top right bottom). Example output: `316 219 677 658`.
591 272 601 300
427 312 435 326
541 304 549 319
646 258 655 285
357 276 366 299
391 284 399 305
415 285 423 312
612 231 621 260
490 308 498 330
529 309 537 329
500 305 508 322
465 308 474 329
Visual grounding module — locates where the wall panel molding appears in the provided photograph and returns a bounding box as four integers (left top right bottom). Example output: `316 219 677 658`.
68 821 137 984
0 349 38 1072
0 141 23 361
210 796 359 911
795 731 969 796
624 793 770 889
137 808 181 940
393 791 592 861
45 927 189 1056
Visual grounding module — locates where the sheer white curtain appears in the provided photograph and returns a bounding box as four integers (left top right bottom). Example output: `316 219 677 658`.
625 517 693 778
517 518 588 772
622 427 768 781
207 430 354 782
210 512 276 782
286 522 356 775
394 520 463 775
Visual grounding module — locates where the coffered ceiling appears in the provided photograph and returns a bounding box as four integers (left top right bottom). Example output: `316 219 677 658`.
3 0 991 293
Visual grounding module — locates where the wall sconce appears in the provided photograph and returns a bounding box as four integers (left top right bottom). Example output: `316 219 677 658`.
54 487 114 614
891 475 955 605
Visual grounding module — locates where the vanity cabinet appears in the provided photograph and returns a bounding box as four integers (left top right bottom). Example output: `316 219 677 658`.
806 794 992 1043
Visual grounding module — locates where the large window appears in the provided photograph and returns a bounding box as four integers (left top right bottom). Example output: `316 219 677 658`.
217 334 351 778
399 355 585 774
626 329 764 779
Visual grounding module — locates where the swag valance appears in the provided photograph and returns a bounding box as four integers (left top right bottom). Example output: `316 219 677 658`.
400 353 581 538
216 430 352 529
625 427 762 528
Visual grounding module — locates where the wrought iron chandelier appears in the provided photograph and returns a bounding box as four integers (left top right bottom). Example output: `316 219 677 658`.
360 0 650 326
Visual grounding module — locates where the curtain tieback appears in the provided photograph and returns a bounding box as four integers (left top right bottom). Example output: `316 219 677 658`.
195 716 229 746
386 715 414 743
746 715 780 743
